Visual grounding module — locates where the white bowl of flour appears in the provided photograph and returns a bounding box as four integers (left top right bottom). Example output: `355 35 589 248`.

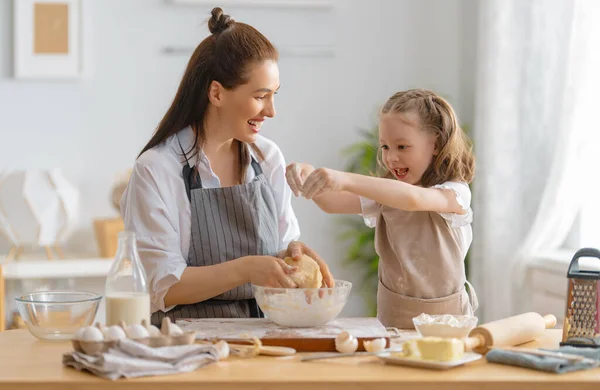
252 280 352 328
412 313 478 338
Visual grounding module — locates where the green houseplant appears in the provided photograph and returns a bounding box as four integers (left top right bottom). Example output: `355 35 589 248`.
338 126 380 316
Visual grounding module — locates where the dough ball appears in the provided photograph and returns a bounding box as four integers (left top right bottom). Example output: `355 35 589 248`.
284 255 323 288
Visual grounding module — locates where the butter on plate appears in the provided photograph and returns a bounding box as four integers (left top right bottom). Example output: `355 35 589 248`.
402 337 464 362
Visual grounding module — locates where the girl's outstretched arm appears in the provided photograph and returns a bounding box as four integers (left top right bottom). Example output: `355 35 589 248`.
303 168 466 214
286 162 361 214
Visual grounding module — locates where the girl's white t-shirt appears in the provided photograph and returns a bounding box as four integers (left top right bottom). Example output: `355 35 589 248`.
359 181 473 256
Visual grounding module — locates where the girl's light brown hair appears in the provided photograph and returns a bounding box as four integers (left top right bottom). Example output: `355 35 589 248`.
378 89 475 187
139 7 277 183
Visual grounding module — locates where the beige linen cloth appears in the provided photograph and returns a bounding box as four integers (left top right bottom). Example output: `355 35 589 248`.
63 338 218 380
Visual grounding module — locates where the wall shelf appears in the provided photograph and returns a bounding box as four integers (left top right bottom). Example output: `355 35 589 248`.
161 45 335 58
0 257 113 331
0 258 112 280
165 0 334 9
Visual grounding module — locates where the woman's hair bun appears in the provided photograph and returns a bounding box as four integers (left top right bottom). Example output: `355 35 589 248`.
208 7 235 34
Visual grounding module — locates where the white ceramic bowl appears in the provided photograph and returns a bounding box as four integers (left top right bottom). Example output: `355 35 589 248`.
252 280 352 327
412 313 478 338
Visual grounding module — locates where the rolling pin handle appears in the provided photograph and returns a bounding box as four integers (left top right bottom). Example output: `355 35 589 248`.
463 334 485 351
543 314 557 329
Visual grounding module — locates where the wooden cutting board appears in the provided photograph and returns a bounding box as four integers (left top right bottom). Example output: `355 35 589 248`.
177 317 392 352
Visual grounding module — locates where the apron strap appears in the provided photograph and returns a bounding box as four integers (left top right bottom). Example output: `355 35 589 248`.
465 280 479 313
250 157 263 176
177 135 203 201
178 136 263 203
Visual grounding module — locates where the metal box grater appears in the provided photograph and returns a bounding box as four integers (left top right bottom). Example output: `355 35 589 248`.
561 248 600 347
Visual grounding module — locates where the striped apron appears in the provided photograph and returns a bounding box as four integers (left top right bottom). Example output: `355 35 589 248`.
151 140 279 326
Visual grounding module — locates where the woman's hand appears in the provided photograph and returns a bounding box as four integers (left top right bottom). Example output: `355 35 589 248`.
301 168 348 199
243 256 298 288
285 162 315 197
279 241 335 288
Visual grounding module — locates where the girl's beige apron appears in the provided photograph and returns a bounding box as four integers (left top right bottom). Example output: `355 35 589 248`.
375 205 478 329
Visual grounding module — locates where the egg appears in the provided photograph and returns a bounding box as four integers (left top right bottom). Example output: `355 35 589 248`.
363 338 386 353
140 319 162 337
335 331 358 353
214 340 230 360
159 316 184 336
168 323 184 336
74 326 87 340
103 325 127 341
146 324 162 337
126 324 150 339
78 326 104 342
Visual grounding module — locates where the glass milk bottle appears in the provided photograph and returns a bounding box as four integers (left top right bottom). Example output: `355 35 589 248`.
105 231 150 326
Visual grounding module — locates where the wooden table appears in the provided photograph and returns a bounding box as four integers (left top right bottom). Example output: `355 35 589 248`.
0 329 599 390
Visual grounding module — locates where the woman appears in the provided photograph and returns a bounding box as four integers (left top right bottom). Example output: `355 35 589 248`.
121 7 334 326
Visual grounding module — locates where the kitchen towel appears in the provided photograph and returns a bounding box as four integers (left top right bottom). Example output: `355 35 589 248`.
486 346 600 374
63 338 218 380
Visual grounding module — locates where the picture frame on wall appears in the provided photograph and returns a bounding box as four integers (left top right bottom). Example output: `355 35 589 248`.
13 0 82 80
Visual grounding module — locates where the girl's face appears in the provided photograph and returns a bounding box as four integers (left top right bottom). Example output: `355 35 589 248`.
217 60 279 143
379 111 438 186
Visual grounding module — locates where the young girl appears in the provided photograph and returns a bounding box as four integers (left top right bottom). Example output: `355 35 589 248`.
286 89 478 329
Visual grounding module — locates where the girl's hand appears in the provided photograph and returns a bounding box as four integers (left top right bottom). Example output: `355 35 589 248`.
302 168 347 200
243 256 298 288
285 162 315 197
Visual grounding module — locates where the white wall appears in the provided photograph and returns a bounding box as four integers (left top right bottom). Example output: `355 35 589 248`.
0 0 476 317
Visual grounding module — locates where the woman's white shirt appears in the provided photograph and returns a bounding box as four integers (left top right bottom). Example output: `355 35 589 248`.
120 127 300 313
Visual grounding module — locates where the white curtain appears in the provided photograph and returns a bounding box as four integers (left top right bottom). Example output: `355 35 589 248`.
470 0 600 322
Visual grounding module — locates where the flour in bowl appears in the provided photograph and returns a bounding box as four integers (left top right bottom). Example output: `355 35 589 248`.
412 313 478 338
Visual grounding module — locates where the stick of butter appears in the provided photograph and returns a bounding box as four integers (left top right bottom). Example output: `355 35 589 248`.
402 337 464 362
402 339 421 357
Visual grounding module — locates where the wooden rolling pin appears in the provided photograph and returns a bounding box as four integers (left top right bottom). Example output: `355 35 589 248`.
463 312 557 354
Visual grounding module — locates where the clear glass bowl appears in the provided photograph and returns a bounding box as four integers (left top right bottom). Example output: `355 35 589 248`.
15 291 102 341
252 280 352 328
412 313 478 338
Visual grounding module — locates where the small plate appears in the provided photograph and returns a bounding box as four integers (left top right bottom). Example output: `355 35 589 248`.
378 351 482 370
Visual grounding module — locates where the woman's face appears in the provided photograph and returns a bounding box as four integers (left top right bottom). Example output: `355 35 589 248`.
218 60 279 143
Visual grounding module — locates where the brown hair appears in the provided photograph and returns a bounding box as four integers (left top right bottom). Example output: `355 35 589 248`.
378 89 475 187
138 7 278 183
